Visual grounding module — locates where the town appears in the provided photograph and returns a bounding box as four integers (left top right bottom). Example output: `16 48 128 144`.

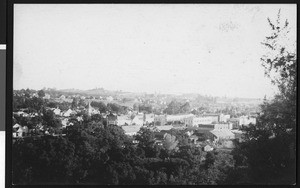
13 88 260 152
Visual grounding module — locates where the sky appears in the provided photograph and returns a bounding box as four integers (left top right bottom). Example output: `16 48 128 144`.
13 4 297 99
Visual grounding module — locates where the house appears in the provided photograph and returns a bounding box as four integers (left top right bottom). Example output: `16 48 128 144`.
167 114 195 127
219 114 231 123
61 118 69 128
214 123 232 130
210 129 235 142
193 116 214 126
198 124 215 131
43 93 51 99
155 125 173 131
63 109 74 117
13 125 29 138
77 116 83 122
32 93 38 97
189 135 199 144
203 145 214 152
122 125 142 136
228 118 240 129
13 123 21 129
117 115 132 126
144 114 154 125
202 113 220 123
154 115 167 126
107 112 118 125
59 95 66 100
53 108 61 116
239 115 256 127
186 130 194 137
106 96 114 102
131 116 144 126
231 129 245 142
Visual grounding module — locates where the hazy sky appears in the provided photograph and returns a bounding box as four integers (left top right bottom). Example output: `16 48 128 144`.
14 4 296 98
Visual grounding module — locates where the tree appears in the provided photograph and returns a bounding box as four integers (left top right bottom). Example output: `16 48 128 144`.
231 10 296 184
179 102 191 114
162 133 178 151
71 98 79 109
42 108 62 129
38 90 45 98
164 100 182 115
90 101 108 113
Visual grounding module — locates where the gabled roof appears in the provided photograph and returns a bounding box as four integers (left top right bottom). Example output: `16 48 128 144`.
13 123 21 128
107 112 117 121
210 129 235 138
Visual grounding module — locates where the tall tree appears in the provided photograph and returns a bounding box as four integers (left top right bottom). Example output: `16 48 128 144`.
232 10 296 184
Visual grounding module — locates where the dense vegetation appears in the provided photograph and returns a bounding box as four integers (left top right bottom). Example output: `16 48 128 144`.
226 11 296 184
12 119 236 185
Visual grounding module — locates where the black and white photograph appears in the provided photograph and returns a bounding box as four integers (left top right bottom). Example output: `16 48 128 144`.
10 4 296 185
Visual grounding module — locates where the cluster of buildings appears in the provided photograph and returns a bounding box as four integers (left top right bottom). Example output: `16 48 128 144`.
114 112 256 149
12 90 258 152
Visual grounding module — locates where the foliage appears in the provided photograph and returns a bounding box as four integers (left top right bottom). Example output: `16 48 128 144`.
230 10 296 185
38 90 45 98
90 101 108 113
162 133 178 151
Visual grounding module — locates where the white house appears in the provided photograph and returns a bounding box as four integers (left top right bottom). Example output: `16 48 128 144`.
13 125 29 138
219 114 231 123
203 145 214 152
53 108 61 116
43 94 51 99
131 116 144 126
106 96 114 102
122 125 143 136
214 123 232 130
59 95 66 100
210 129 235 142
63 109 74 117
117 115 132 126
155 125 174 131
193 116 214 126
61 118 69 128
239 116 256 126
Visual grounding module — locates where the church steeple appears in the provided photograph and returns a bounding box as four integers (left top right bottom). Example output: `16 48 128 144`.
88 101 92 116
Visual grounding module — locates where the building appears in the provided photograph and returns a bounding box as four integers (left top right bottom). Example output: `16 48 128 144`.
13 124 29 138
106 96 114 102
63 109 74 117
53 108 61 116
228 118 240 129
239 115 256 127
131 115 144 126
122 125 143 136
59 95 66 100
154 115 167 126
202 113 220 123
219 114 230 123
155 125 174 131
87 102 100 116
193 116 214 126
107 112 118 125
167 114 194 127
198 124 215 131
117 115 132 126
210 129 235 142
43 93 51 100
203 145 214 152
214 123 232 130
